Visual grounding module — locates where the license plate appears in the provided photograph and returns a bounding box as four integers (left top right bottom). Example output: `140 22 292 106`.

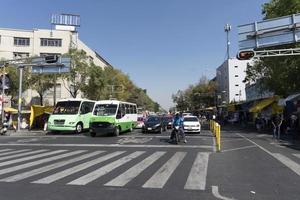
147 128 152 130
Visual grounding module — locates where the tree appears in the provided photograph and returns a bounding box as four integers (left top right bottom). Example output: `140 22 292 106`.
172 76 216 111
4 65 30 107
244 0 300 98
62 48 90 98
28 74 55 105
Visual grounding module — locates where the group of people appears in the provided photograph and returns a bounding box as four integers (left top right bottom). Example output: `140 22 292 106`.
254 113 298 140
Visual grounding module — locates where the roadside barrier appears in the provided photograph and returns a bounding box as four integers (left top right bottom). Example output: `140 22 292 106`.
210 120 221 152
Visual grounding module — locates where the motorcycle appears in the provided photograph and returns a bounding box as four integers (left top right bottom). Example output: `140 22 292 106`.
169 125 180 144
0 121 8 135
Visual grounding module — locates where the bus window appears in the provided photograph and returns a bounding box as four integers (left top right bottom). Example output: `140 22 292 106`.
53 101 81 115
94 104 118 116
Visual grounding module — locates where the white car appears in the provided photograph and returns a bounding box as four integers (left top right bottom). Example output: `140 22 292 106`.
183 116 201 134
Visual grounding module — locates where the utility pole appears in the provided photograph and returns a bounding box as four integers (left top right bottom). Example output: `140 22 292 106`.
1 63 7 123
224 24 231 60
17 66 24 131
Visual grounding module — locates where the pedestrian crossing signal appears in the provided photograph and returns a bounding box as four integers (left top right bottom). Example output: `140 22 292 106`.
237 50 255 60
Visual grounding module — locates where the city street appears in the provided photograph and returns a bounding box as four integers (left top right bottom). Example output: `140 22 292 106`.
0 127 299 200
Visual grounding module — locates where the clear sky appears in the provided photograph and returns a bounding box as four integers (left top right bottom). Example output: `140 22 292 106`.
0 0 268 110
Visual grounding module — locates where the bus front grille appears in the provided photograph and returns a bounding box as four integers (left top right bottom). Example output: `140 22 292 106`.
54 119 65 125
91 122 112 128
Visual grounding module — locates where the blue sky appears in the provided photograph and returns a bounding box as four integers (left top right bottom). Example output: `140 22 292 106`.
0 0 268 109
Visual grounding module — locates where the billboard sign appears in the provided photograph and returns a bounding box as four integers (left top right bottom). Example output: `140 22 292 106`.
51 14 80 27
238 13 300 50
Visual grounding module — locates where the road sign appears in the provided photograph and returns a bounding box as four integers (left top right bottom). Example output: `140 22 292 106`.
31 57 70 74
238 13 300 50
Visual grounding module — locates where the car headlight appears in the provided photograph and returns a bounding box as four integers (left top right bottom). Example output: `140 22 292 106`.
196 124 200 127
154 124 160 127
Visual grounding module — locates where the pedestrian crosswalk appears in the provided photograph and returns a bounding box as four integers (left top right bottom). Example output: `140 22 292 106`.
0 148 210 191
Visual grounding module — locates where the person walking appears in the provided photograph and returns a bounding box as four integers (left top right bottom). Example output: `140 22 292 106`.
271 113 283 140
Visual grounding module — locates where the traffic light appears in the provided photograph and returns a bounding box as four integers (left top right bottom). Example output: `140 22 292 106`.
45 55 59 63
237 50 255 60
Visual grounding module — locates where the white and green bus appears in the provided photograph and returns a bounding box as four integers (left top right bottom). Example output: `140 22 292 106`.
47 99 95 133
89 100 138 137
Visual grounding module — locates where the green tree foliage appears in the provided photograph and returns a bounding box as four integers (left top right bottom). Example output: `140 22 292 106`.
62 48 90 98
172 76 216 111
4 65 30 107
28 74 55 106
244 0 300 98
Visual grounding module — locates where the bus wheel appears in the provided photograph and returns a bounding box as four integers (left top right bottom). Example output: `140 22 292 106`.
76 123 83 134
113 127 120 136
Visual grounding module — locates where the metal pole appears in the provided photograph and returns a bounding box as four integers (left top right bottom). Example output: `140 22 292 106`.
53 74 57 106
1 64 5 123
17 66 23 132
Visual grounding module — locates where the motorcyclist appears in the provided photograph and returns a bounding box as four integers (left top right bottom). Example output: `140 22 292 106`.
170 113 187 143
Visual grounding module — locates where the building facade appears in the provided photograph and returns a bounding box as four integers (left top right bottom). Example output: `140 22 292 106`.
0 27 109 106
216 58 249 104
245 80 274 101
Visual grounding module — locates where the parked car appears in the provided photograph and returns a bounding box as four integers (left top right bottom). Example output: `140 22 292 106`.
136 116 145 129
183 115 201 134
142 116 166 133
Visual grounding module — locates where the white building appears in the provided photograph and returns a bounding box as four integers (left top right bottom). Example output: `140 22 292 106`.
0 27 110 105
216 58 250 104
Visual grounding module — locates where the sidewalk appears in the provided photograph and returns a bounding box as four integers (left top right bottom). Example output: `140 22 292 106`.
5 129 47 136
221 122 300 149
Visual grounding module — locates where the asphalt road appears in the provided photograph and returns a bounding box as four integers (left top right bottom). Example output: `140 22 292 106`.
0 127 299 200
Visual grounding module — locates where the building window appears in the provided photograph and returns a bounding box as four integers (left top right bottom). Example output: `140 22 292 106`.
235 75 239 77
40 38 62 47
0 35 1 45
235 94 239 96
14 37 30 46
234 65 238 68
13 52 29 59
235 84 239 87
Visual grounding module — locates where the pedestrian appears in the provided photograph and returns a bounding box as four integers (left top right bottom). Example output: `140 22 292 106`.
271 113 283 140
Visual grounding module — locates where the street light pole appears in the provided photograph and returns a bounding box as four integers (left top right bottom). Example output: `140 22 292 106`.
224 24 231 60
1 64 6 123
17 66 24 132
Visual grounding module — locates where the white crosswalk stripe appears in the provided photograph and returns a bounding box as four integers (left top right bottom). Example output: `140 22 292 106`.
0 150 85 176
142 152 186 189
32 151 126 184
0 149 12 153
0 149 32 158
272 153 300 176
68 151 145 185
1 151 104 182
293 154 300 159
0 150 65 168
105 151 166 187
0 149 211 190
184 152 209 190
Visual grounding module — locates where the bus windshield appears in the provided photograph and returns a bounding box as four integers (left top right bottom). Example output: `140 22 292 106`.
93 104 118 116
53 101 81 115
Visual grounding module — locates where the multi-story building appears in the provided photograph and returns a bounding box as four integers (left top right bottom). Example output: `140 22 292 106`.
0 27 110 105
216 58 250 104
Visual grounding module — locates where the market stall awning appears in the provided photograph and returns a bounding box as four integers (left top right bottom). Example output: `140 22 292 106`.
4 107 18 113
278 93 300 106
249 97 277 113
271 102 284 114
30 105 53 127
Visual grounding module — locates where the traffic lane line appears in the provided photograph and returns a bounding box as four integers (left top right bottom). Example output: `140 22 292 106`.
237 133 300 177
212 186 236 200
221 145 257 153
0 143 214 149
